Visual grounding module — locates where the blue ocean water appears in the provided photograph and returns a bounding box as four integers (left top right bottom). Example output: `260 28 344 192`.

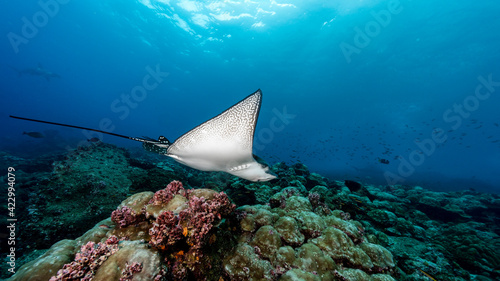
1 0 499 192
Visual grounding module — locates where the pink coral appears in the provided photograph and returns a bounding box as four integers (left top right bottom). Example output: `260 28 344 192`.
182 192 236 249
149 190 235 251
111 181 235 279
119 262 143 281
170 260 188 280
148 180 185 205
149 211 184 249
49 236 121 281
111 206 142 227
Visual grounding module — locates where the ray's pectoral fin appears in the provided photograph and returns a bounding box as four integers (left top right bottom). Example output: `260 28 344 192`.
166 89 277 182
142 136 171 155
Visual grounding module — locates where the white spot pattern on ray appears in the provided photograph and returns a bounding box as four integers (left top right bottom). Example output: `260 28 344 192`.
166 90 262 171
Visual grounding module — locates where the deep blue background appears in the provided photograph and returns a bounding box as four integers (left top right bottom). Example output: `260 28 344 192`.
1 0 499 192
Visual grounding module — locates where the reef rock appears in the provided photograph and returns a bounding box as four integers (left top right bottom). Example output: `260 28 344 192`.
223 188 396 280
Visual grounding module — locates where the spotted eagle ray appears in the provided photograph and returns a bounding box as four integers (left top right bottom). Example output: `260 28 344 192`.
10 89 277 182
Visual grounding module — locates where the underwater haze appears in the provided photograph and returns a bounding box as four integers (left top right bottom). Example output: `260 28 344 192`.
1 0 500 193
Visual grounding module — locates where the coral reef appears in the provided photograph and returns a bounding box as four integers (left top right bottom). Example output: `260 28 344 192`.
49 236 121 280
145 182 237 280
8 181 235 281
3 146 499 281
7 143 137 255
223 188 395 281
0 142 208 266
317 181 500 280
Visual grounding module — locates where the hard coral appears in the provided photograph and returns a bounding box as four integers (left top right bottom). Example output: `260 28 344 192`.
223 243 274 280
145 181 189 218
308 192 321 209
44 181 237 281
181 192 236 249
49 236 121 281
148 180 185 205
112 181 236 279
111 206 143 228
149 211 184 249
93 240 162 280
151 189 235 280
7 239 77 281
147 188 236 252
224 186 398 280
119 262 143 281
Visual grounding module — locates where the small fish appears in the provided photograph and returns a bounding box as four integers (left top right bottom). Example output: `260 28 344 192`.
377 158 390 164
88 137 101 142
98 224 112 229
23 131 44 138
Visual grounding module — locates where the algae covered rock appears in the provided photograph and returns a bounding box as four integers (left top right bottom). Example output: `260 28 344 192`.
92 240 161 281
145 193 188 218
226 197 397 279
359 242 395 270
253 208 279 226
306 172 328 189
223 243 274 280
272 246 296 268
238 204 277 232
274 216 305 246
225 180 398 280
310 227 355 260
118 191 154 214
251 225 282 259
367 209 398 227
292 243 336 280
296 211 326 238
7 240 76 281
349 246 374 270
240 213 256 232
370 274 397 281
16 143 137 254
75 218 115 247
280 268 321 281
335 268 371 280
284 195 313 214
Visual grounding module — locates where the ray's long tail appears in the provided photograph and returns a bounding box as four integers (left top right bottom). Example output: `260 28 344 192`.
9 115 169 152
